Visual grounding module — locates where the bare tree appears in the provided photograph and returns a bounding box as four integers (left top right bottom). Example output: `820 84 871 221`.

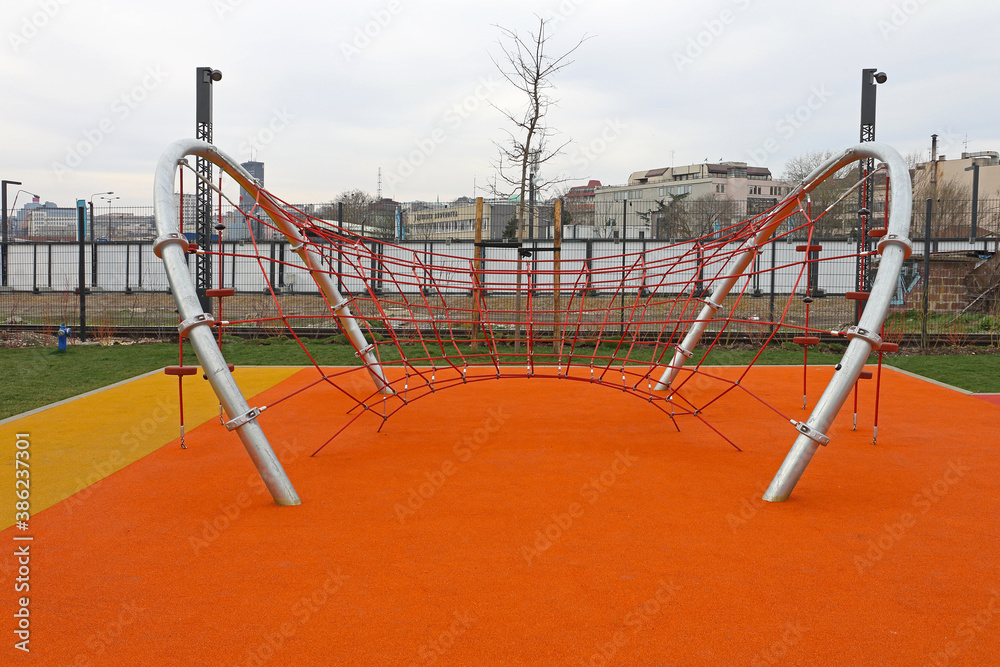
912 176 973 238
489 17 590 238
488 16 587 351
333 189 394 239
782 150 861 237
689 193 740 239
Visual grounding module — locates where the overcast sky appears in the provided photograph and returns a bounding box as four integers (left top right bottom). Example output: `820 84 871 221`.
2 0 998 209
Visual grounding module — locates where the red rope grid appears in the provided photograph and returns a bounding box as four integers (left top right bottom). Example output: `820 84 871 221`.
171 163 894 455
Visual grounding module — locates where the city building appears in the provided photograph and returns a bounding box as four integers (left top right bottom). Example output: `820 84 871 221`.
911 150 1000 238
19 199 78 240
563 180 601 235
173 192 198 230
404 198 516 241
590 161 794 240
912 150 1000 196
237 160 266 241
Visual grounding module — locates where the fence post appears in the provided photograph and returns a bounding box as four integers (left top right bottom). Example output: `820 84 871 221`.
76 199 88 342
969 162 979 243
337 201 343 294
768 239 777 333
921 198 932 349
553 199 562 349
471 197 483 353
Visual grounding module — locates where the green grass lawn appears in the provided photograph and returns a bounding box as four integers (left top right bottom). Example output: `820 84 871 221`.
1 338 997 420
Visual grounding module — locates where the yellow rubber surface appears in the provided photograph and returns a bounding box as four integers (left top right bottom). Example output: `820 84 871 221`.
0 366 299 528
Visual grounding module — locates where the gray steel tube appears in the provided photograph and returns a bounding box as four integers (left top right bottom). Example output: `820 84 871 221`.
153 140 305 503
763 143 912 501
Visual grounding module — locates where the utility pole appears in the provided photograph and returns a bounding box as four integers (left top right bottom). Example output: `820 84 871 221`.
1 179 21 286
196 67 222 313
856 68 887 322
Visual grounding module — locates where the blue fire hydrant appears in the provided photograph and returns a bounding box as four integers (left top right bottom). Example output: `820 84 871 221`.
58 323 70 352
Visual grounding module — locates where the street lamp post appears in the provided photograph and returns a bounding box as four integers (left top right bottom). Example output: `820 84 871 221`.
101 195 120 239
965 163 980 243
855 68 887 322
196 67 222 314
2 179 22 286
8 189 38 238
89 191 114 286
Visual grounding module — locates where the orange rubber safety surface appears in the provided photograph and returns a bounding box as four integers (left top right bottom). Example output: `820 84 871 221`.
2 365 999 666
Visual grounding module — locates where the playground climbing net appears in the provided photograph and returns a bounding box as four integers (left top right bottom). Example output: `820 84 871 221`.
170 156 899 452
153 139 912 504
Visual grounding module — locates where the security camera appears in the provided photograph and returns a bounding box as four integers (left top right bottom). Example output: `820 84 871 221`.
211 69 223 82
873 71 887 84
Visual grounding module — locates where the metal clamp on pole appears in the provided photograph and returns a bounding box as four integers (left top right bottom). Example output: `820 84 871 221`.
153 232 190 259
791 420 831 446
225 406 264 432
355 342 375 358
178 312 216 338
844 325 882 348
675 344 693 359
877 233 913 260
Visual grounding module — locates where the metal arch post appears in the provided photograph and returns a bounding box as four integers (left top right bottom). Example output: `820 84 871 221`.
153 139 387 506
157 138 393 396
154 157 299 505
762 143 912 502
646 143 912 500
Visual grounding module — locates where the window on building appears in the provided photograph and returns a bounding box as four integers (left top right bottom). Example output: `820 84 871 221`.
716 183 725 194
749 185 762 195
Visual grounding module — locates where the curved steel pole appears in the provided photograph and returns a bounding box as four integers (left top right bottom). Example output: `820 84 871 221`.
763 143 912 501
153 140 393 506
157 139 392 393
154 141 299 505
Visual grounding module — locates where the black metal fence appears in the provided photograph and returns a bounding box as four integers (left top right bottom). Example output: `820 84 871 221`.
1 198 997 346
